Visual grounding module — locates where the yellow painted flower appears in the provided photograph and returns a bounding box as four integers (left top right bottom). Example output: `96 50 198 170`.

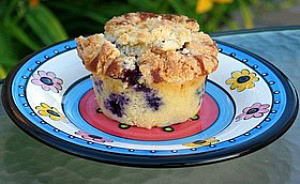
183 137 219 148
35 103 62 121
225 69 259 92
196 0 234 14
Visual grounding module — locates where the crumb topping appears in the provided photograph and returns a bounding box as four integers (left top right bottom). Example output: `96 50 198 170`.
76 12 218 84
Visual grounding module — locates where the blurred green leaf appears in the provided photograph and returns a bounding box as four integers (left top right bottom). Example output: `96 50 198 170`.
90 2 136 18
46 1 108 24
166 0 188 15
128 0 160 12
225 20 241 30
4 0 19 19
0 65 7 79
25 4 68 45
0 27 18 72
5 22 40 50
239 0 254 29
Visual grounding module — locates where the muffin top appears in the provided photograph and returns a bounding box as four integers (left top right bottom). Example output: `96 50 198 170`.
76 12 218 84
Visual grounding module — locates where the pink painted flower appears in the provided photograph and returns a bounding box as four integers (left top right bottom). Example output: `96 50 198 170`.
75 131 113 143
31 70 63 93
236 103 270 122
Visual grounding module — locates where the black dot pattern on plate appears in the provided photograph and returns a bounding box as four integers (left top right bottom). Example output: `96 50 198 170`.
150 150 156 153
36 61 41 64
271 110 277 113
22 76 27 79
40 121 46 124
30 112 35 116
209 144 216 148
190 114 200 121
54 50 59 54
244 133 251 136
229 139 236 142
262 73 268 76
65 45 70 49
275 101 280 104
230 53 236 57
269 81 275 85
68 135 74 139
19 85 24 89
171 150 178 153
119 123 131 129
18 94 24 97
242 59 248 62
44 55 49 59
274 91 280 94
23 103 28 107
128 149 135 152
218 48 223 52
265 118 271 122
106 146 112 149
87 141 93 144
54 128 60 132
256 125 261 129
253 65 258 69
27 68 32 72
191 148 197 151
163 126 174 132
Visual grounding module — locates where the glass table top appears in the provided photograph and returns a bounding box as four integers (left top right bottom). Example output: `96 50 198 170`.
1 27 299 184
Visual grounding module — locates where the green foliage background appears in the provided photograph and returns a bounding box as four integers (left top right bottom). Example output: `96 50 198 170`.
0 0 297 78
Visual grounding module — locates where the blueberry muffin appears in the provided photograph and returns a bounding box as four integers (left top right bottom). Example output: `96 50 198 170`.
76 12 218 129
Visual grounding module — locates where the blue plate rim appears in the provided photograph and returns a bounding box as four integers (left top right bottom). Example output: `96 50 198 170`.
1 39 298 168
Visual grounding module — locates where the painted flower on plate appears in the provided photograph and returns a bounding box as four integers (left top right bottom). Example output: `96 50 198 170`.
75 131 113 143
183 137 219 148
35 103 62 121
225 69 259 92
236 103 270 122
31 70 63 93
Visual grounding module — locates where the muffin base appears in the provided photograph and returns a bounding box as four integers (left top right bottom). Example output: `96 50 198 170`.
92 75 206 129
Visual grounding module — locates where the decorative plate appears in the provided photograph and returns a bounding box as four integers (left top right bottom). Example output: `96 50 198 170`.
2 40 298 168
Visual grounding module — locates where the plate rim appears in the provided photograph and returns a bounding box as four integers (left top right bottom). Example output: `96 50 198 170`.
1 40 298 168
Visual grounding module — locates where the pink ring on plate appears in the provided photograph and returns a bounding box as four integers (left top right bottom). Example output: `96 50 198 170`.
79 90 219 141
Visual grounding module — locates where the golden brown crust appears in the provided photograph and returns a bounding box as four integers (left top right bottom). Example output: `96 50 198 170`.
76 12 218 84
76 34 122 77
